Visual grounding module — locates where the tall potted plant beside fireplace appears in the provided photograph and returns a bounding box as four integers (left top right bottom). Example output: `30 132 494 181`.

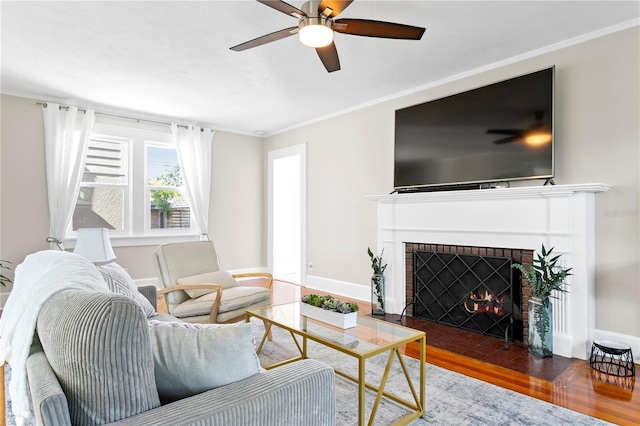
512 245 572 357
367 247 387 315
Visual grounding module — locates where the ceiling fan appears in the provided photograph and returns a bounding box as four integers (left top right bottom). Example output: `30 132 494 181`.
486 111 552 145
230 0 426 73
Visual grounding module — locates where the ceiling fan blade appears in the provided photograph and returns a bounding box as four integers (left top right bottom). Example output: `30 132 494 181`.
316 42 340 73
334 19 425 40
486 129 524 135
493 136 521 145
230 26 298 52
318 0 354 18
256 0 306 18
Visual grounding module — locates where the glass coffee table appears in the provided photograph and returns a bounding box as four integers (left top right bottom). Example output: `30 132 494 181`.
246 302 426 426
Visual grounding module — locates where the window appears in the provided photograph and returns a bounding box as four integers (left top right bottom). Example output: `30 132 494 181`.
70 120 193 244
146 145 190 230
74 137 128 231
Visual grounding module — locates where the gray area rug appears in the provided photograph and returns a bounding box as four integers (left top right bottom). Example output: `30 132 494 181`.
250 318 612 426
5 320 612 426
4 365 34 426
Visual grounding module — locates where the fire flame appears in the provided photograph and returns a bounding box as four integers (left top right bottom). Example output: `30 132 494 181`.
464 290 506 316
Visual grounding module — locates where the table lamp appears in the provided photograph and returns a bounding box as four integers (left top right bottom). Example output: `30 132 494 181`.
73 228 116 265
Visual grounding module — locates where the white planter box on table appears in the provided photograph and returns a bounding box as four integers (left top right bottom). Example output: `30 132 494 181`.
300 303 357 329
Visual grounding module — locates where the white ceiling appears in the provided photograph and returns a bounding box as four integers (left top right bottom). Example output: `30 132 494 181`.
2 1 639 136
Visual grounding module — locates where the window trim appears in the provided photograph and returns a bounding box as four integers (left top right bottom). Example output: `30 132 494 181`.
67 121 195 246
63 233 201 249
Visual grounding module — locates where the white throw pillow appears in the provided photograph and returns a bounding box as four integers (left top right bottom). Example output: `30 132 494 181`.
97 262 157 318
148 320 260 403
177 270 239 298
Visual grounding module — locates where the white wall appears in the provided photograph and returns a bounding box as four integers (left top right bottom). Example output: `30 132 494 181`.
0 96 265 287
263 107 392 287
209 130 265 270
264 26 640 340
0 95 49 286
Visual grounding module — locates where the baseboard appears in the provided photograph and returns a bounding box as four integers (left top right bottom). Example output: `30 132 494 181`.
229 267 271 275
553 334 589 360
555 329 640 361
553 334 572 359
305 275 370 303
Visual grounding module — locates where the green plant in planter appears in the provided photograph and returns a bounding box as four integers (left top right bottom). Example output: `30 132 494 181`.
512 245 572 299
301 294 359 314
367 247 387 276
0 260 12 287
512 245 571 356
368 247 387 313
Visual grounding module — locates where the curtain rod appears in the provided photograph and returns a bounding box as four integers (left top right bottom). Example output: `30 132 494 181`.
36 102 202 131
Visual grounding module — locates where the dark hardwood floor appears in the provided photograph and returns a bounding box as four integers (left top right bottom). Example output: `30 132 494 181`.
385 313 575 382
273 279 640 425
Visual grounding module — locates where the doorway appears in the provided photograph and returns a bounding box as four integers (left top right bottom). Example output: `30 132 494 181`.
268 144 306 285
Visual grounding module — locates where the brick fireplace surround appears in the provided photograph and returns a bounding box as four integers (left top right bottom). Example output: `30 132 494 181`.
367 183 610 359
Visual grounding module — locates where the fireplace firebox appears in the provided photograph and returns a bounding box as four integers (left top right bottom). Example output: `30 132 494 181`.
405 243 531 345
413 250 514 344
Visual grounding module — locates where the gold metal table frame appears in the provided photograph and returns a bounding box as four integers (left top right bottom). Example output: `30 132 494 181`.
246 302 426 426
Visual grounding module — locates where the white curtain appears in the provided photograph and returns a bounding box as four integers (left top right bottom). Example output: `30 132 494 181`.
42 103 95 250
172 124 214 240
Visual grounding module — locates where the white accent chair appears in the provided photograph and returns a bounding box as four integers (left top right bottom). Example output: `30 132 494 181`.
152 241 273 324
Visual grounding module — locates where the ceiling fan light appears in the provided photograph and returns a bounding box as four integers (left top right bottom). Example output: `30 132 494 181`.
299 17 333 48
525 132 552 146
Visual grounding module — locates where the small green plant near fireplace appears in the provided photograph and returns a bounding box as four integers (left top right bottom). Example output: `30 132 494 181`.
512 244 571 357
367 247 387 315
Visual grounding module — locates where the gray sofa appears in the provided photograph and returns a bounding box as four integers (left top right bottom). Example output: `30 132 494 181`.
26 285 336 426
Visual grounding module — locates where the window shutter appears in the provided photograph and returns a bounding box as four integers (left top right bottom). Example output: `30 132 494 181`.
83 139 126 183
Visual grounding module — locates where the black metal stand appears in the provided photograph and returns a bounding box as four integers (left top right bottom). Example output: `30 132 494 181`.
504 317 512 350
398 301 415 323
590 340 635 377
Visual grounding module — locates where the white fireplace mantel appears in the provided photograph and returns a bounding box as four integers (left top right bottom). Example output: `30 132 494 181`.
367 183 611 359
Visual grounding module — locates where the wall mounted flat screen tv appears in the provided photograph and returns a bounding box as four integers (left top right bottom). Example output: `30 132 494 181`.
394 67 554 191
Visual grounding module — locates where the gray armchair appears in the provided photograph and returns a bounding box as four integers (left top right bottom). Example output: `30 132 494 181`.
152 241 273 324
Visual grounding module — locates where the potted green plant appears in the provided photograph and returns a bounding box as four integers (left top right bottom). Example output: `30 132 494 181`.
512 245 571 357
367 247 387 315
300 294 359 329
0 260 12 287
